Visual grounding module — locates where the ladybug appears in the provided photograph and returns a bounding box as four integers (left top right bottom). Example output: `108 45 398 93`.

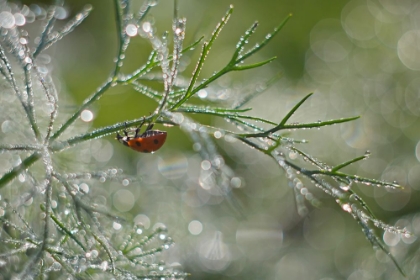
116 122 167 153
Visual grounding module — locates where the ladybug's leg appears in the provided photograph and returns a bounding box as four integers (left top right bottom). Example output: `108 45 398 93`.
134 127 140 138
123 122 130 136
135 120 145 137
145 123 154 131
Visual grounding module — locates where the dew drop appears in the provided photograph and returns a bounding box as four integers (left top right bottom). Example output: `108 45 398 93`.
24 56 32 64
122 179 129 186
134 214 151 229
288 151 297 160
18 173 26 182
113 222 122 230
100 261 108 271
230 177 241 188
79 183 89 193
142 21 152 33
125 23 138 36
25 11 35 23
201 160 211 171
24 197 34 206
80 109 94 122
14 13 25 26
0 11 15 28
91 250 99 258
340 184 351 191
54 7 68 20
214 131 222 139
342 203 352 213
197 89 208 98
148 0 158 6
51 262 62 271
19 37 28 45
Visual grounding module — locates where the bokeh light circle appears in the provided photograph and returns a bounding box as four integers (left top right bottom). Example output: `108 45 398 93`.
397 30 420 70
113 189 135 212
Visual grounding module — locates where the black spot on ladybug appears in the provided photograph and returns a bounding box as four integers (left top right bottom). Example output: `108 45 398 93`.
135 141 141 146
153 139 159 144
143 149 149 153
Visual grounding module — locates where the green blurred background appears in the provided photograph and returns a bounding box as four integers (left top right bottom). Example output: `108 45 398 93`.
20 0 420 279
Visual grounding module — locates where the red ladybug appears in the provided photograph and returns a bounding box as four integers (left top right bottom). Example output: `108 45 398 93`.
116 122 167 153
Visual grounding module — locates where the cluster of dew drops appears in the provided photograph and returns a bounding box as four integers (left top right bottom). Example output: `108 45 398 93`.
123 0 160 38
0 2 69 30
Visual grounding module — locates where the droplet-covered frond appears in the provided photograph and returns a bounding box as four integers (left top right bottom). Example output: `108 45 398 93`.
33 5 92 58
0 0 410 278
0 1 185 278
170 8 291 110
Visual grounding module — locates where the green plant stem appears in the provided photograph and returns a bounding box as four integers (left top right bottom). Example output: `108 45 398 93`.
24 64 41 140
0 153 41 189
49 81 113 141
49 0 127 142
239 116 360 138
46 206 86 251
112 0 129 77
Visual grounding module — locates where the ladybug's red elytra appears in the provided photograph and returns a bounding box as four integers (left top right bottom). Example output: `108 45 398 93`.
116 122 167 153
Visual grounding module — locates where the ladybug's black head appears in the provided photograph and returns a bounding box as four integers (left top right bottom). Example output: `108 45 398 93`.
116 132 129 147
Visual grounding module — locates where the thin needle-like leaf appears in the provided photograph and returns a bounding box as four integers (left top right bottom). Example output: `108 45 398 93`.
0 145 41 151
354 213 406 277
239 13 292 62
172 6 234 109
34 5 92 57
135 1 153 25
231 21 258 62
279 93 313 126
232 56 277 71
33 6 57 58
44 206 86 251
240 116 359 138
331 154 368 172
